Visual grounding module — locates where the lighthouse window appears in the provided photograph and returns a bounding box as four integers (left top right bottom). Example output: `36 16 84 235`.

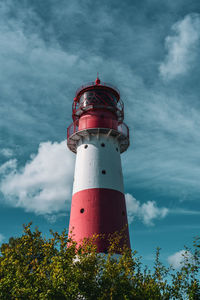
101 143 105 147
102 170 106 174
116 147 118 152
84 145 88 149
80 208 84 213
122 211 125 216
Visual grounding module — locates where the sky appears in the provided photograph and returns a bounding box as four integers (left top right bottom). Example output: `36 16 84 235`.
0 0 200 269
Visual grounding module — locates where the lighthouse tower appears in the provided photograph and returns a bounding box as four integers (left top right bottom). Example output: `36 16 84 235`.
67 77 130 253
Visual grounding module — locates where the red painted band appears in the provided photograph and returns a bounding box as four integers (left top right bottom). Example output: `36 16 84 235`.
69 188 130 253
78 109 118 131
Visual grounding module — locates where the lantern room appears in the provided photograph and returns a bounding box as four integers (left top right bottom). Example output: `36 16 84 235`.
67 77 129 154
72 77 124 123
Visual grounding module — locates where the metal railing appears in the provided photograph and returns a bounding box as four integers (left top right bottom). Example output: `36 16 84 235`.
67 120 129 139
67 120 79 138
117 122 129 138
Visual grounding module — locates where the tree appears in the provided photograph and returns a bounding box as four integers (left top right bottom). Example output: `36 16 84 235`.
0 223 199 299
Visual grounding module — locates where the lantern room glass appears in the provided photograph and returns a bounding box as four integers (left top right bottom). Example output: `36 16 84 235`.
79 89 118 109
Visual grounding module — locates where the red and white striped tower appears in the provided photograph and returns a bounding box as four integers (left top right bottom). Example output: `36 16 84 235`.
67 77 130 253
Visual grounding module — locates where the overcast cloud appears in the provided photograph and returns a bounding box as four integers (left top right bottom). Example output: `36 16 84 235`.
0 0 200 264
159 14 200 80
0 1 200 202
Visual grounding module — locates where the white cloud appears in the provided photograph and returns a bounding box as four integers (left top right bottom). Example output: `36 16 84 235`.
140 201 168 226
0 141 75 215
44 212 67 224
159 13 200 80
0 159 17 175
125 193 168 226
125 194 140 224
0 148 13 158
168 250 194 269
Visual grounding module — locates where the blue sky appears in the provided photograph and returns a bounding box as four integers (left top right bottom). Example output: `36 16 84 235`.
0 0 200 268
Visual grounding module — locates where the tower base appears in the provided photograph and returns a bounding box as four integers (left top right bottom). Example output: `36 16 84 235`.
69 188 130 253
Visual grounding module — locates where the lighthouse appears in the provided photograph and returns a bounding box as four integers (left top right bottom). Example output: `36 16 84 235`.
67 77 130 253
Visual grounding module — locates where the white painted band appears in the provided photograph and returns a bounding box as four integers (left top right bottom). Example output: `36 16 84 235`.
72 134 124 194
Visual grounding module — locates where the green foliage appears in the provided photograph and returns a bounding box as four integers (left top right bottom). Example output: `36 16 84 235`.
0 224 199 299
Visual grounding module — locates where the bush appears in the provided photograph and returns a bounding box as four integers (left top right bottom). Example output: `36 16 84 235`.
0 223 199 299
